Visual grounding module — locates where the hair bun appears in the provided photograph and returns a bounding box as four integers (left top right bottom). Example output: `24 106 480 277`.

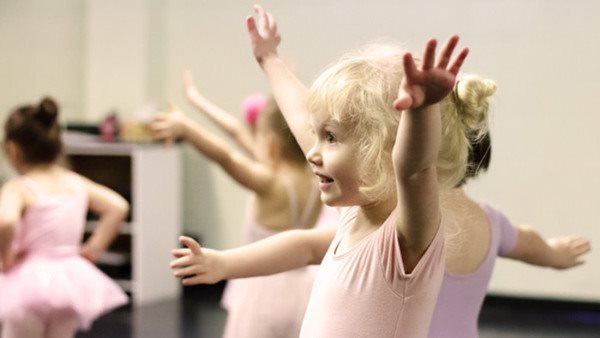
455 74 496 133
35 96 59 129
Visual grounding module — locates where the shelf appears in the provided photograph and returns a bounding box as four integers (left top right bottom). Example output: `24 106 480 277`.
86 221 133 235
62 132 156 156
115 279 133 293
65 139 181 305
97 251 131 266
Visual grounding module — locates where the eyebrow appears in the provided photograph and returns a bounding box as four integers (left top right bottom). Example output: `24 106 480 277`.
318 118 340 129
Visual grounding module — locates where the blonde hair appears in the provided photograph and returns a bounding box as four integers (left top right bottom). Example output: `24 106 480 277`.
307 44 496 200
438 75 496 188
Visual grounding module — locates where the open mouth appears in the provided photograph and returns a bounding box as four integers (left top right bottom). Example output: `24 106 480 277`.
315 173 334 184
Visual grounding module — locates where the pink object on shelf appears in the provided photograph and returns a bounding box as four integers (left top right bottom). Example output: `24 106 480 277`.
241 94 267 129
99 114 119 142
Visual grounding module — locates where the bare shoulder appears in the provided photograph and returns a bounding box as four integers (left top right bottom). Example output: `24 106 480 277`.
260 168 288 196
0 177 31 210
0 177 26 195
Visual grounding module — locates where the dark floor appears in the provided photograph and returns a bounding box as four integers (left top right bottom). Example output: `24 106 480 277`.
76 283 600 338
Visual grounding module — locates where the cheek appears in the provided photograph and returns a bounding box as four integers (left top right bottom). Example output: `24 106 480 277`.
330 155 361 189
340 168 362 191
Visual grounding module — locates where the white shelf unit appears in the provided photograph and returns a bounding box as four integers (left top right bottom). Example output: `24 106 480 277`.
64 134 181 306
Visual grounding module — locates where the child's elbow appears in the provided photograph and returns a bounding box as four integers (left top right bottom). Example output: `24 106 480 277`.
395 165 436 185
114 198 130 220
393 153 434 181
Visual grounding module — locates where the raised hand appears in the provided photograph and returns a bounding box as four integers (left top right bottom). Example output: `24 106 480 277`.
246 4 281 65
394 35 469 111
149 103 189 145
547 236 591 269
170 236 225 285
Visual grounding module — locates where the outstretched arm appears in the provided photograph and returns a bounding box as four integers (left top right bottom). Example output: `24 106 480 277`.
80 176 129 263
170 226 336 285
149 104 273 194
393 36 469 272
506 226 591 269
246 5 314 155
183 71 257 157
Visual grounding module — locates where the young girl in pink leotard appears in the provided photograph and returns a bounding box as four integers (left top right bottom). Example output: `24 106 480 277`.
169 5 496 337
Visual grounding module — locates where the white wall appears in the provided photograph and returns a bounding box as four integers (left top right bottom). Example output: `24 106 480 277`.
0 0 85 122
1 0 598 301
0 0 85 180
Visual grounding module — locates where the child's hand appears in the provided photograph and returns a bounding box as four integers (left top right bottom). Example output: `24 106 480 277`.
170 236 225 285
183 70 203 104
80 245 101 263
149 103 189 145
246 4 281 65
394 35 469 111
547 236 591 269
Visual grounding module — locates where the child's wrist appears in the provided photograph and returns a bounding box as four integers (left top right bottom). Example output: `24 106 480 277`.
259 52 280 69
180 116 194 139
219 250 232 280
409 102 437 113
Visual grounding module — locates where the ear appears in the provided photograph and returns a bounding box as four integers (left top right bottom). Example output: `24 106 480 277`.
5 141 18 159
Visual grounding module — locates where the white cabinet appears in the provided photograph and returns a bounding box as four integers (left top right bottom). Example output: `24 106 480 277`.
63 133 181 305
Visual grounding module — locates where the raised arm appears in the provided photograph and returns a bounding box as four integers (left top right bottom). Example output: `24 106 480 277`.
80 176 129 263
506 225 591 269
149 104 274 194
0 179 26 271
183 71 257 157
392 36 469 271
170 226 336 285
246 5 314 155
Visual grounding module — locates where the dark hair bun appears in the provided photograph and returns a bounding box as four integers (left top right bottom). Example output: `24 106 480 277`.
35 96 59 129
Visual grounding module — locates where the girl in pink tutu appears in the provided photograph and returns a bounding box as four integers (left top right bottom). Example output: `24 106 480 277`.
151 75 337 337
0 97 129 338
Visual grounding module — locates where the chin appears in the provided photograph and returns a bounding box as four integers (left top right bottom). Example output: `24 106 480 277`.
320 193 336 206
321 194 349 208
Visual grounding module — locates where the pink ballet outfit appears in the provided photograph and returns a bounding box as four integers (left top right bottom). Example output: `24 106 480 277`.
428 203 518 338
221 181 337 338
300 206 446 338
0 175 128 330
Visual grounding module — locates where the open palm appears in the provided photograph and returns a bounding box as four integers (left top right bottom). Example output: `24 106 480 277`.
394 35 469 111
246 4 281 64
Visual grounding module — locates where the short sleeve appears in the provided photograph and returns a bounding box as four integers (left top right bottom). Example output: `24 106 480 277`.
378 210 445 294
484 204 518 257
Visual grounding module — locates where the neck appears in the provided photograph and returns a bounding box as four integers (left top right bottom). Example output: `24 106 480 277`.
19 162 56 175
445 187 466 198
441 187 475 209
356 194 397 228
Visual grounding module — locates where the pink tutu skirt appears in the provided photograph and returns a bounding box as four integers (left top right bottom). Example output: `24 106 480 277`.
0 253 128 330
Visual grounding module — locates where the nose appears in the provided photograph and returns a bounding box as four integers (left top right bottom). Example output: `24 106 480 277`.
306 142 322 167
